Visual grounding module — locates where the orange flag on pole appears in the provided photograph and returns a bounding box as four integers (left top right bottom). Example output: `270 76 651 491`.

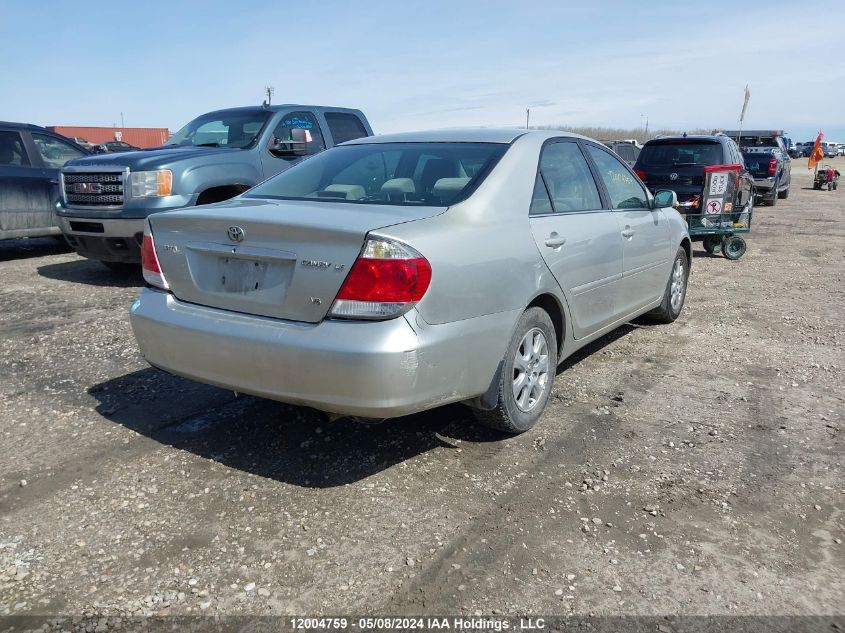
808 131 825 170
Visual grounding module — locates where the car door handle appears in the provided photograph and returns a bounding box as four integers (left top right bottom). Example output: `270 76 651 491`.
49 179 59 185
621 227 635 239
544 234 567 248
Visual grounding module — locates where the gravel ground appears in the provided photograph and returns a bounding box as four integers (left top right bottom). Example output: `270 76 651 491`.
0 160 842 621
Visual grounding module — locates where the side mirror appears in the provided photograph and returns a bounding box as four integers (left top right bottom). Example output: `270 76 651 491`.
269 128 309 157
653 189 678 209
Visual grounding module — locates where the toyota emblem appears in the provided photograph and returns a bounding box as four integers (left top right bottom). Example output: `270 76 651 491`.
669 172 679 181
227 226 245 242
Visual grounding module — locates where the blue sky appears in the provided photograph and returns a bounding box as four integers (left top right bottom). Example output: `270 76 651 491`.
2 1 843 143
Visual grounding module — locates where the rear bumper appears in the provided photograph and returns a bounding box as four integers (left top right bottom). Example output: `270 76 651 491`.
57 216 145 263
752 176 777 194
129 288 516 418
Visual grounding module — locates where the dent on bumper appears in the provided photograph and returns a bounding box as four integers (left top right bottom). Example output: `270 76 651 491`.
129 289 516 418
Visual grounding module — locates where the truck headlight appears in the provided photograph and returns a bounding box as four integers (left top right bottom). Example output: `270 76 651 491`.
130 170 172 198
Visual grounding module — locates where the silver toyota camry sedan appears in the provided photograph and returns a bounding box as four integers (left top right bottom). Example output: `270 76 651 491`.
130 129 690 433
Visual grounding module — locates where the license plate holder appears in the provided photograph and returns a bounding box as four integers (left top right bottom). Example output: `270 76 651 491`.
217 257 270 293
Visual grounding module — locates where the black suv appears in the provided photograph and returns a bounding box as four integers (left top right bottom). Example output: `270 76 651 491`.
633 134 754 214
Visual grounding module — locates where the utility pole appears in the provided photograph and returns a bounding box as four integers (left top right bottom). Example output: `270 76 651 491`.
526 108 530 129
120 112 125 128
265 85 275 106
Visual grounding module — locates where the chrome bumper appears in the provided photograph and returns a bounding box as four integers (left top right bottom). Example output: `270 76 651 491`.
129 289 516 418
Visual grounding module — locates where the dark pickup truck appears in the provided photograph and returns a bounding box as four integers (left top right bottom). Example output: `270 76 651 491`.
721 130 791 206
58 104 373 267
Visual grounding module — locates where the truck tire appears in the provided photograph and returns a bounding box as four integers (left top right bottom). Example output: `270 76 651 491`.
777 187 789 199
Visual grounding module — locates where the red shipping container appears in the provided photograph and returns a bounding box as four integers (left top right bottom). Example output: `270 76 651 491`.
47 126 170 148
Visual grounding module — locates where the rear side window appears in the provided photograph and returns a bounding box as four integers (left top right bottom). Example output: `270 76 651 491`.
586 145 649 210
531 141 601 215
325 112 368 144
0 131 30 166
637 141 722 167
271 111 326 155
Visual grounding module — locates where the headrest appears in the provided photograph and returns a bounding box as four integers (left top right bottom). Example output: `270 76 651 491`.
380 178 415 196
324 184 366 200
432 177 471 201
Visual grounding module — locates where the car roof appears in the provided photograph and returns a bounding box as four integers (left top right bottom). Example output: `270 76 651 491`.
203 104 364 116
342 128 589 145
0 121 51 132
645 135 726 144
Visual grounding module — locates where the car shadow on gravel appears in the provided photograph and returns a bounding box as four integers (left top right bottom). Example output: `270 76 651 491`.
0 236 72 261
37 259 143 288
89 368 507 488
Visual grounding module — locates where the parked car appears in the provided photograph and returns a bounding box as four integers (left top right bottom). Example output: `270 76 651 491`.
130 129 691 433
801 141 815 157
822 142 839 158
90 140 141 153
0 121 89 240
720 130 791 205
837 143 845 157
68 136 96 150
58 104 373 269
633 133 755 213
602 140 641 166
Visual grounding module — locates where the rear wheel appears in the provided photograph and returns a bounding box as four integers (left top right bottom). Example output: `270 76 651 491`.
721 235 746 260
778 186 790 199
703 235 721 254
646 246 689 324
473 307 557 434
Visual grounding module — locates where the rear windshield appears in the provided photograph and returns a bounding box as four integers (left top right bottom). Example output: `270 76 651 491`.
637 141 721 167
245 142 508 206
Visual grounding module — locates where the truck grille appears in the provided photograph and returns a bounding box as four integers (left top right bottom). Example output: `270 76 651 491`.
63 172 125 206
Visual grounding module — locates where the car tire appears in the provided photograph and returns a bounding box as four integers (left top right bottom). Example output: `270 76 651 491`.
703 235 721 254
645 246 689 324
778 187 789 199
473 307 557 434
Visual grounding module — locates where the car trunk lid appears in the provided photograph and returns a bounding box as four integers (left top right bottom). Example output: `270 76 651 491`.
148 198 444 323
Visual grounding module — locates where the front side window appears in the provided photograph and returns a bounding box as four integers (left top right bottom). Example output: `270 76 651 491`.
586 144 649 209
531 141 601 215
0 131 30 166
270 111 325 156
245 142 507 207
165 110 271 148
31 133 84 168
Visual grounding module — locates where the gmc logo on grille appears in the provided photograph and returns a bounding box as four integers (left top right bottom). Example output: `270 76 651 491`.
71 182 104 194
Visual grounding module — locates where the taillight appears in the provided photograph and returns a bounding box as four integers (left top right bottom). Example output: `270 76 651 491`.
141 224 168 290
767 157 778 175
329 237 432 320
634 169 647 181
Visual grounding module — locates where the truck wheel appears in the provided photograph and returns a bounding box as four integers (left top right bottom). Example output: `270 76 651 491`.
778 187 789 199
473 307 557 434
722 236 746 260
703 235 721 254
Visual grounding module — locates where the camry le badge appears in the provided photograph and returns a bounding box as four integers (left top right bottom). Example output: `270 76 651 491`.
227 226 245 242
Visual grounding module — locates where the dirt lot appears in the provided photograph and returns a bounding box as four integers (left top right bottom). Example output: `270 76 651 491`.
0 160 843 621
